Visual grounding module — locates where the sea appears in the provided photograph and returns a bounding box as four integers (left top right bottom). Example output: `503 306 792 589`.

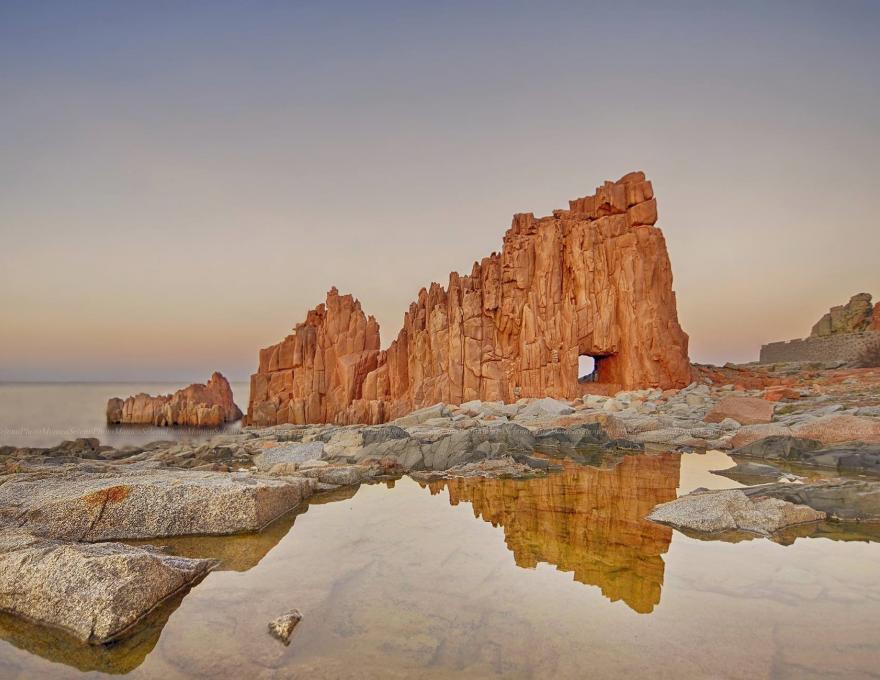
0 382 250 449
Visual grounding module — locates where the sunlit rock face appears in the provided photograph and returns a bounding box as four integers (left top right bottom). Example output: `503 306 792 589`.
424 453 681 614
247 288 382 425
108 372 242 427
246 172 690 426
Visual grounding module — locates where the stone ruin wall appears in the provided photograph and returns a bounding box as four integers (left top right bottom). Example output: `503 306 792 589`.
760 331 880 364
246 172 691 426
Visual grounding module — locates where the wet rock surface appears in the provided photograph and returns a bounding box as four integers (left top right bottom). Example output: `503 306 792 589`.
710 461 793 483
742 480 880 521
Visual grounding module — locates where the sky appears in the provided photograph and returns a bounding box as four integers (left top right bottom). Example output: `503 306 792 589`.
1 1 878 381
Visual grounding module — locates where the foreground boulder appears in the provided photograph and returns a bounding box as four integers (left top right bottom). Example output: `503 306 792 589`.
0 469 315 541
647 488 825 536
0 529 215 644
107 372 243 427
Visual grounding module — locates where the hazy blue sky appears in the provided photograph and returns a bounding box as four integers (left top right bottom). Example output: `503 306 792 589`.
1 1 878 381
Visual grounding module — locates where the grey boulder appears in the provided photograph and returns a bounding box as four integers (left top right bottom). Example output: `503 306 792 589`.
0 528 215 644
518 397 575 418
0 469 315 541
648 488 825 536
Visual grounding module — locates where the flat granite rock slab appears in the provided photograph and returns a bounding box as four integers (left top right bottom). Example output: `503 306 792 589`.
0 469 316 541
0 528 215 644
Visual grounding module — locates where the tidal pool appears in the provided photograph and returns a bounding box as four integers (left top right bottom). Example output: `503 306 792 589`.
1 451 879 679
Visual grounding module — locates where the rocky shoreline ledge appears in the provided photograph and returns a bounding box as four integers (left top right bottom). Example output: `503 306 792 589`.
1 362 879 647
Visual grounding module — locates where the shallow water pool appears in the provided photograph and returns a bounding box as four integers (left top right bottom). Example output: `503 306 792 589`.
1 450 878 679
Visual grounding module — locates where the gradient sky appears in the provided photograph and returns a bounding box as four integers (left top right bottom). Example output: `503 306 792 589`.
2 1 878 381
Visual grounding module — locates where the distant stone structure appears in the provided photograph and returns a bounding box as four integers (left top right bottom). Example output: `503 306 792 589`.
246 172 691 426
759 293 880 364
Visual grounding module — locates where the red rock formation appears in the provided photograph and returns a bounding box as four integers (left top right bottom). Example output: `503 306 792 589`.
107 372 243 427
872 303 880 332
246 172 690 426
248 288 381 426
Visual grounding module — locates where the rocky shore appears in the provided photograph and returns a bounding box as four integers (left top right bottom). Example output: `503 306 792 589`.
1 362 879 647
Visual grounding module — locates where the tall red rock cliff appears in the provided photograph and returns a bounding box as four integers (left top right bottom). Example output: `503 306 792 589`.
246 172 690 426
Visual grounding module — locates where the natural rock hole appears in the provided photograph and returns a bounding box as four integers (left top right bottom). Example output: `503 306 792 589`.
578 355 597 382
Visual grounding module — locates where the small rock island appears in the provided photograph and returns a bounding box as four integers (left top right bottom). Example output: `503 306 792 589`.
106 372 243 427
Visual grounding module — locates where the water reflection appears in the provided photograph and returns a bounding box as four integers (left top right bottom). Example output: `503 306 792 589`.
0 588 186 675
127 485 360 571
0 486 363 676
421 453 681 613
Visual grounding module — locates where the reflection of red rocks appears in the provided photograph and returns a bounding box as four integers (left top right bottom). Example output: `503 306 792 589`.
425 454 680 614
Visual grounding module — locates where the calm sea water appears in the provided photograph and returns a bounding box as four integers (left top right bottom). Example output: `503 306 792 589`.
0 382 250 449
1 451 878 679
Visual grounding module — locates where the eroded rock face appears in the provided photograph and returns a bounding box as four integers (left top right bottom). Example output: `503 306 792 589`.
247 172 690 426
811 293 874 337
0 529 215 644
107 372 243 427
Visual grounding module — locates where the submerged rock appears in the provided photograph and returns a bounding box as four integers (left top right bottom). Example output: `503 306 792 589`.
711 461 790 483
0 469 315 541
734 437 880 474
647 488 825 536
267 609 302 645
743 480 880 522
0 529 215 644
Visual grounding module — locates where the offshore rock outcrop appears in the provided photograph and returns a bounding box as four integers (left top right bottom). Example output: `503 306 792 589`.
247 172 691 426
107 372 243 427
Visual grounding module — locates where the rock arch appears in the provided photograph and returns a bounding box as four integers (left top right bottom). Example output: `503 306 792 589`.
246 172 690 425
